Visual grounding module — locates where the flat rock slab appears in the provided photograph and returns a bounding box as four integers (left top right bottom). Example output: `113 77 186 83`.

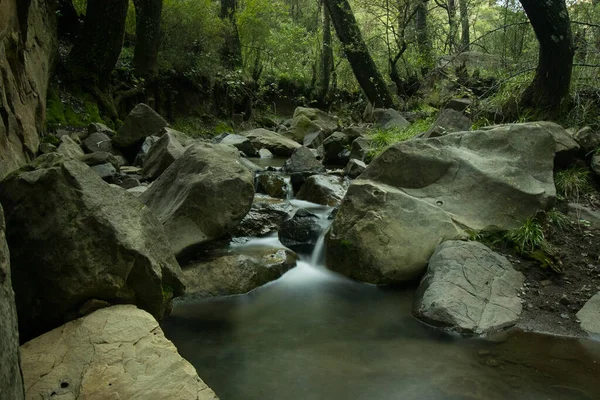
21 305 219 400
576 292 600 339
414 240 524 334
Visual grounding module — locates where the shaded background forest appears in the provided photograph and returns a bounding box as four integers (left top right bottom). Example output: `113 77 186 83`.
48 0 600 137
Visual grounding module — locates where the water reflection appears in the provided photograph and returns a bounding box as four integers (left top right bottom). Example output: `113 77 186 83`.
162 262 600 400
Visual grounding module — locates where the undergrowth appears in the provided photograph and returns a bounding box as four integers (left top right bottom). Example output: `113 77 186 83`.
555 167 593 200
366 116 434 162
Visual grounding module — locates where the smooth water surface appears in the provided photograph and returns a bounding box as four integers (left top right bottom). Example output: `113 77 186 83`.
162 262 600 400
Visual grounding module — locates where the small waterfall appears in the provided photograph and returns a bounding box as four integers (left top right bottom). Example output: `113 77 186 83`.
284 176 294 201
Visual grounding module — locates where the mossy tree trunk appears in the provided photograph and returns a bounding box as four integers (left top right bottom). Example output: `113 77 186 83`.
459 0 469 51
133 0 163 78
324 0 395 108
416 0 432 75
67 0 129 86
221 0 243 70
519 0 574 113
316 1 333 103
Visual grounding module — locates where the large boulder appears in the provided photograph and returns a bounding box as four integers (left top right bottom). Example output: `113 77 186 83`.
371 108 410 130
113 104 168 148
182 248 297 298
327 125 557 284
57 135 85 159
240 128 301 156
413 241 524 334
234 195 293 237
283 107 339 143
82 131 113 154
283 146 326 192
20 305 218 400
0 204 24 400
0 154 185 341
481 122 579 165
296 175 349 207
140 144 255 255
0 0 56 178
142 131 185 180
576 292 600 339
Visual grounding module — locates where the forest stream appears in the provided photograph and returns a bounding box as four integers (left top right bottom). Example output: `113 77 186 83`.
163 166 600 400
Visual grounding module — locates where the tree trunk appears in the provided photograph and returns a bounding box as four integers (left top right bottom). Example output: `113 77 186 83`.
317 3 333 103
67 0 129 85
133 0 163 78
57 0 80 40
416 0 432 75
519 0 574 112
324 0 395 108
220 0 242 70
447 0 458 53
459 0 469 51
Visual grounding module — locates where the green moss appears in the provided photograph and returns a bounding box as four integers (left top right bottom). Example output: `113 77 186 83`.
41 134 60 146
214 121 233 135
162 284 174 302
44 87 108 132
366 116 434 162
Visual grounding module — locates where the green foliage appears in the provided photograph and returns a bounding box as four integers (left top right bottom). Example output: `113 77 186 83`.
546 209 570 231
504 217 546 254
555 167 593 200
215 121 234 135
366 117 434 161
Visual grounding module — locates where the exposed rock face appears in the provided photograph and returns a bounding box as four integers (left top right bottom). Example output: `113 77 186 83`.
296 175 349 207
0 154 185 341
114 104 168 148
140 144 255 255
182 248 297 298
0 204 24 400
0 0 56 178
233 195 293 237
241 128 301 156
413 241 524 334
576 292 600 339
142 132 185 180
327 125 556 284
20 305 219 400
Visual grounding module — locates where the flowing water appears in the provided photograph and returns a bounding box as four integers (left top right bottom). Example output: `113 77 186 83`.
163 194 600 400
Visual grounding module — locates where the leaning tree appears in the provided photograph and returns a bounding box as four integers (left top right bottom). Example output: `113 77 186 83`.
324 0 395 108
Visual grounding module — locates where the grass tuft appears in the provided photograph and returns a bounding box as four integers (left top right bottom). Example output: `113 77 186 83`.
555 167 592 200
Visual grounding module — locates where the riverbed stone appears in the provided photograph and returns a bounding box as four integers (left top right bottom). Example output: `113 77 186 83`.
83 131 113 153
279 209 323 254
323 132 351 165
371 108 410 129
57 135 85 159
423 109 471 138
241 128 301 156
20 305 218 400
114 104 168 148
221 134 259 157
573 126 600 155
349 137 370 162
233 196 293 237
296 175 349 207
345 159 367 179
576 292 600 339
140 143 255 255
327 125 556 284
257 173 289 199
0 154 185 341
182 248 297 298
142 132 185 180
414 240 524 334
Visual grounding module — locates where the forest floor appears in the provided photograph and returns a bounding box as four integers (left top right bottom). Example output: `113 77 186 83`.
498 193 600 338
